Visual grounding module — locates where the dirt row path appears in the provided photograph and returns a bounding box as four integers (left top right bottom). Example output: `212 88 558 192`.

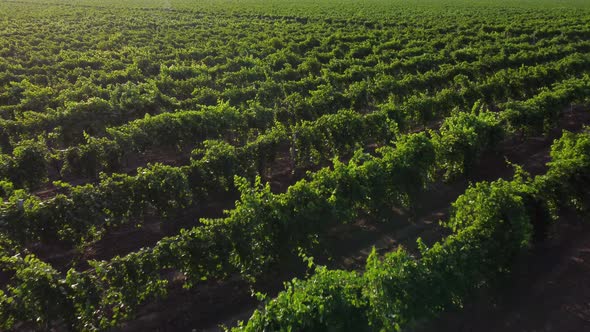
419 208 590 332
114 109 590 332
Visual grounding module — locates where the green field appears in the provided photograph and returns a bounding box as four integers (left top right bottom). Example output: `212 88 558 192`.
1 0 590 330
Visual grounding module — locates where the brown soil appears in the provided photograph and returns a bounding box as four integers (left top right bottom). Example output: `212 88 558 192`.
10 108 589 332
417 209 590 332
326 107 590 270
36 145 192 200
33 195 238 272
111 108 590 332
33 145 310 271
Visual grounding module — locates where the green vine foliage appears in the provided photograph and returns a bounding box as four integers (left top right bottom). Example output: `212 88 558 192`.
233 135 590 331
1 1 590 330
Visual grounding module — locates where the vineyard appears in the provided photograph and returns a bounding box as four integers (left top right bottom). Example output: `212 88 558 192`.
1 0 590 330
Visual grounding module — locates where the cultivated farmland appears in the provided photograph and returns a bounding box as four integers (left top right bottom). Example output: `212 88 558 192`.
1 0 590 331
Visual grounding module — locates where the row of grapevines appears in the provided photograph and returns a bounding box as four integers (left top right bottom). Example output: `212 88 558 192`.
1 29 588 188
1 72 587 247
232 129 590 331
1 86 586 329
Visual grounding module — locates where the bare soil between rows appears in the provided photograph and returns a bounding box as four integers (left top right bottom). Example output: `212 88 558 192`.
418 208 590 332
6 109 587 331
110 109 590 332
